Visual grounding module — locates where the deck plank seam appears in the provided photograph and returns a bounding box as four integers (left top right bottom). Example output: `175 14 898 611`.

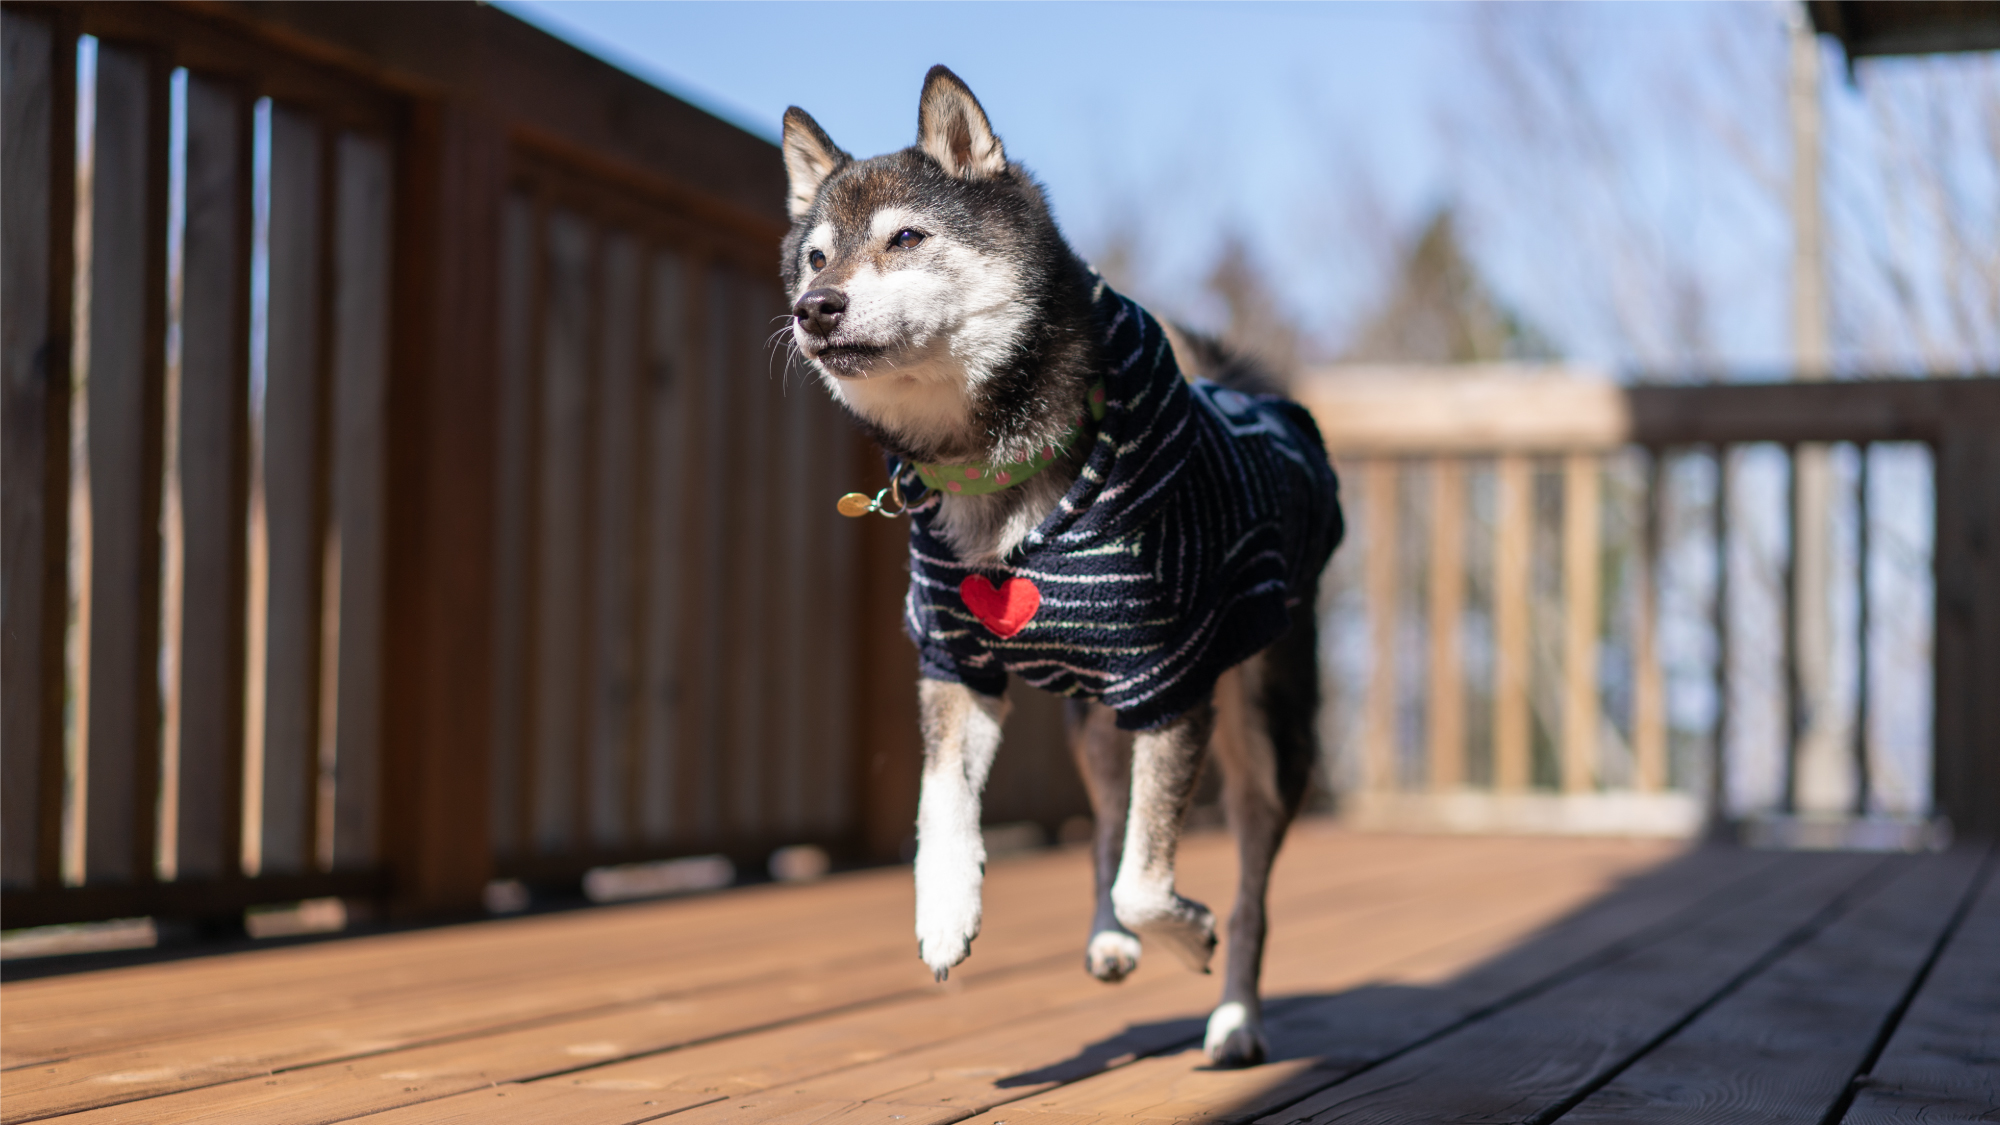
470 844 1677 1124
0 948 1099 1125
1816 844 1997 1125
583 849 1806 1125
1240 850 1887 1125
1522 853 1909 1124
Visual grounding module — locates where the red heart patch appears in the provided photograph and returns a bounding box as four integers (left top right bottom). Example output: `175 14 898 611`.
960 575 1041 638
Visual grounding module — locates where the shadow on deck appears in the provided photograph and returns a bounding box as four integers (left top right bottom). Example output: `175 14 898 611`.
1 825 1992 1124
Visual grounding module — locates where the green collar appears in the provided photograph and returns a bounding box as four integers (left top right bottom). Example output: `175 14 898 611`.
914 383 1107 496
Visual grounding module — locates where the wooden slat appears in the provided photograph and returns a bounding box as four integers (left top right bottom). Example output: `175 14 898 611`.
774 287 813 835
1790 442 1840 812
1 7 75 891
584 230 640 850
1560 452 1601 794
1632 449 1665 792
1492 453 1531 793
814 396 859 838
78 39 169 886
636 247 689 846
683 265 733 842
728 274 773 840
1710 446 1732 822
248 101 327 878
1259 854 1883 1124
324 130 391 869
163 71 251 883
1845 855 1999 1123
1425 458 1464 791
1566 851 1988 1123
488 192 535 864
1931 425 2000 840
530 207 595 856
1362 460 1399 792
1782 444 1803 810
1852 444 1872 815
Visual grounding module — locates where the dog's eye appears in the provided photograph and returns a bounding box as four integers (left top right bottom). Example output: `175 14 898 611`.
891 229 926 249
808 249 826 271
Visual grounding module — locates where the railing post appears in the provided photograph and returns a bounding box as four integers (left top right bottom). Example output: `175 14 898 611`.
1493 454 1531 793
1633 449 1666 792
1932 424 2000 840
1363 459 1400 793
376 98 504 916
1 7 78 892
1560 453 1600 794
1426 458 1464 791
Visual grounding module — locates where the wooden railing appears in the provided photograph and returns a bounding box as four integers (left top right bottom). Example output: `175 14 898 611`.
1298 369 2000 842
3 1 1078 933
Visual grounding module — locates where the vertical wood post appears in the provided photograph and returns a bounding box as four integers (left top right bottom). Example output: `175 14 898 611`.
1426 458 1464 791
1 9 76 890
377 100 502 916
1709 446 1732 830
1492 454 1531 792
1363 460 1400 793
851 441 921 862
1932 425 2000 840
79 40 170 885
164 73 251 883
1851 444 1871 817
1633 449 1666 791
1560 453 1600 794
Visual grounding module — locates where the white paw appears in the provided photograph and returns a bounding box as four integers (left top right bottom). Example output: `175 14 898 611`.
914 842 983 981
1203 1001 1267 1067
1085 930 1142 982
1112 887 1216 973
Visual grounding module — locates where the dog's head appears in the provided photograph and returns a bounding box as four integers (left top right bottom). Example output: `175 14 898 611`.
781 67 1072 449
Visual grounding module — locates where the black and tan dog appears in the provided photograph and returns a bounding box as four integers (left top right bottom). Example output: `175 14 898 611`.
781 66 1343 1068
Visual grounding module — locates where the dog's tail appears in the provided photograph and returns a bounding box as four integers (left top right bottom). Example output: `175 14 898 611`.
1161 322 1286 397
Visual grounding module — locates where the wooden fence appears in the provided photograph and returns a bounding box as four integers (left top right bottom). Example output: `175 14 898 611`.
1300 369 2000 843
0 1 1089 932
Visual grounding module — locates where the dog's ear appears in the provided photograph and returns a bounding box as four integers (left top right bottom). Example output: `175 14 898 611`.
917 65 1005 181
783 107 850 220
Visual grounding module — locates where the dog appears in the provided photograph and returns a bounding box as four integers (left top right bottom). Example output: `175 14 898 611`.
780 66 1343 1068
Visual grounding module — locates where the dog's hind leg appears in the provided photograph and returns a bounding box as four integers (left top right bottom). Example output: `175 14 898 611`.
1066 700 1141 982
1110 701 1219 974
915 679 1009 981
1205 609 1320 1067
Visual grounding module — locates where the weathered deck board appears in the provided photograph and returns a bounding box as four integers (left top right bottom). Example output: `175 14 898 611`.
1563 850 1987 1123
1256 852 1884 1124
3 829 1988 1125
1844 855 2000 1125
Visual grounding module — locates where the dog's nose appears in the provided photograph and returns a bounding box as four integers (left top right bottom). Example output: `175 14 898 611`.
793 288 848 337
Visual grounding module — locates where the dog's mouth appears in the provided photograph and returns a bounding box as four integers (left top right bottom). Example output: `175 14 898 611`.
806 341 889 376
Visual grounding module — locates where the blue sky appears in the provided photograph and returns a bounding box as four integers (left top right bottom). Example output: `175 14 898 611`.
500 2 1994 376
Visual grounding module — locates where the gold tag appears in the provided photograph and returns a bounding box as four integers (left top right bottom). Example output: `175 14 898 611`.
836 492 874 518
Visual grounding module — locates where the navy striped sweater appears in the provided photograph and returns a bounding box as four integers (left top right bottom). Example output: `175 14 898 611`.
900 283 1344 730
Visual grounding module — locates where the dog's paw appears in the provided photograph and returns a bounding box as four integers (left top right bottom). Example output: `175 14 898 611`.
914 861 983 981
1113 889 1216 974
1085 929 1142 983
1203 1001 1267 1068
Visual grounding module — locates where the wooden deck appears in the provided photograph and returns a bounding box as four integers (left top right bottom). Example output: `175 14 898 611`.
2 826 1993 1124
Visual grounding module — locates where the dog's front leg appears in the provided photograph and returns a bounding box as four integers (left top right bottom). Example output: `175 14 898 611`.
914 678 1008 981
1110 701 1218 973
